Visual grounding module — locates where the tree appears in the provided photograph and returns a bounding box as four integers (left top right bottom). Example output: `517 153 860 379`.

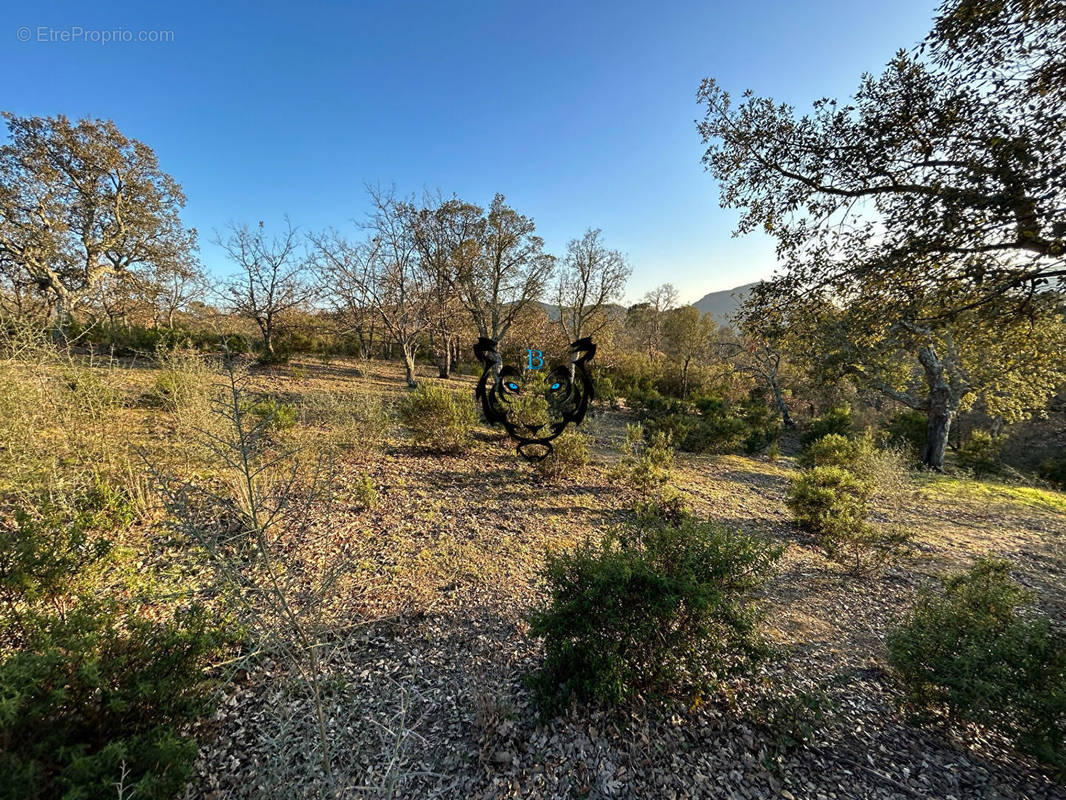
311 188 429 387
410 196 483 377
662 305 716 399
696 0 1066 326
453 194 554 366
627 283 679 356
554 228 630 346
146 258 208 330
0 114 196 336
218 219 315 358
779 283 1066 469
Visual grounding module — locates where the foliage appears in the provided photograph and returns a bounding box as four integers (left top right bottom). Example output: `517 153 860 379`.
787 465 910 571
0 485 229 800
300 388 391 456
0 113 195 327
397 382 477 453
143 348 215 414
798 433 870 470
348 472 378 510
752 684 839 768
632 488 691 528
1039 455 1066 490
883 409 927 453
787 466 871 538
534 430 590 481
800 406 853 448
154 366 347 783
957 430 1005 476
609 424 675 506
887 558 1066 776
696 1 1066 323
638 393 780 455
527 518 780 712
241 397 298 432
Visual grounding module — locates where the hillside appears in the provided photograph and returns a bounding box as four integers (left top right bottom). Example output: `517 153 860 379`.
693 281 759 323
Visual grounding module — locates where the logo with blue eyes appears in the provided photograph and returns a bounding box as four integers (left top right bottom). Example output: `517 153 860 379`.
474 337 597 462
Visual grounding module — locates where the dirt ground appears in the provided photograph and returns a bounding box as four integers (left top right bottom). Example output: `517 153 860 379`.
167 357 1066 800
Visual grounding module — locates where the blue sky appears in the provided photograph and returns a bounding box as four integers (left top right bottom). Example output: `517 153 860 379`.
2 0 938 305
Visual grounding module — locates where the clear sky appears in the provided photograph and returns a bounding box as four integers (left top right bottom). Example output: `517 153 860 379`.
2 0 938 305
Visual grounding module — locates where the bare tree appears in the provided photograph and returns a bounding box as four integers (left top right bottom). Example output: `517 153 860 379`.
454 194 554 363
218 219 315 358
311 188 429 387
0 114 195 337
554 228 630 346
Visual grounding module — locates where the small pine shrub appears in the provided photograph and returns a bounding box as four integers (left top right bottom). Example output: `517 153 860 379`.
958 430 1006 476
787 466 872 537
610 424 675 503
527 518 781 712
800 405 853 448
534 430 590 481
798 433 870 470
1039 455 1066 489
887 558 1066 776
242 397 297 431
349 472 377 509
787 465 909 570
633 487 691 527
767 441 781 462
397 382 477 452
0 488 231 800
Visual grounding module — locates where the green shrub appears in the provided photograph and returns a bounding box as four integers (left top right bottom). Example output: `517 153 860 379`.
800 405 853 448
1039 455 1066 489
887 558 1066 776
740 402 782 454
787 465 909 570
397 382 477 452
242 397 297 432
527 518 780 712
633 487 691 527
348 472 377 510
143 349 214 413
787 466 872 537
0 489 230 800
958 430 1006 476
610 424 675 503
798 433 871 470
534 430 590 481
883 409 927 452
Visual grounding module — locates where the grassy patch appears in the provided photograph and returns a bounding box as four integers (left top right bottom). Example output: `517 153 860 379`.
919 475 1066 515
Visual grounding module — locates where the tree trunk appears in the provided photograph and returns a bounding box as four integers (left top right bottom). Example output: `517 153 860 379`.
917 343 962 470
769 375 795 428
402 344 418 388
680 357 691 399
921 402 955 470
437 339 451 378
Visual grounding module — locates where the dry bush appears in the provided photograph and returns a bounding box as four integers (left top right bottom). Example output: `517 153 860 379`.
297 387 392 457
152 364 353 785
0 326 138 505
533 430 590 481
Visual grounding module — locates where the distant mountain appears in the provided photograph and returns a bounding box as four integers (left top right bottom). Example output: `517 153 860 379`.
692 281 759 323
